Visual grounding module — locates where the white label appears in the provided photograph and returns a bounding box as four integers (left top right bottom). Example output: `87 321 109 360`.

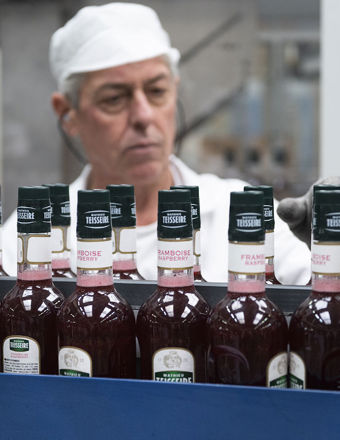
17 236 24 264
193 230 201 257
157 239 194 269
3 336 40 374
266 352 288 388
289 352 306 389
27 235 52 263
118 228 137 253
153 348 195 383
228 242 265 274
265 231 274 259
311 242 340 275
77 239 112 270
59 346 92 377
51 227 64 253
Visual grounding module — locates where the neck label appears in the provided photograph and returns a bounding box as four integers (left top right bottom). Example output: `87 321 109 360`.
77 238 112 270
265 230 274 259
228 242 265 274
157 239 194 270
3 336 40 374
311 242 340 275
193 230 201 257
153 348 195 383
17 234 51 264
112 227 137 254
51 226 70 253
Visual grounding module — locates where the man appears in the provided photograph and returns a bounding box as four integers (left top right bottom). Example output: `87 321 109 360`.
2 2 312 283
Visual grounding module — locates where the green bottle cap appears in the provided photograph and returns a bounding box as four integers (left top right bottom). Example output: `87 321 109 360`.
17 186 51 233
158 190 192 239
244 185 274 231
170 185 201 230
228 191 265 242
43 183 70 227
77 190 111 239
313 190 340 241
106 184 136 228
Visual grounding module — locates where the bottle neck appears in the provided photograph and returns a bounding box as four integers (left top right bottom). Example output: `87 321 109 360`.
311 240 340 292
17 232 52 281
193 228 202 274
228 240 266 293
112 226 137 270
157 237 194 288
77 237 113 287
51 225 71 269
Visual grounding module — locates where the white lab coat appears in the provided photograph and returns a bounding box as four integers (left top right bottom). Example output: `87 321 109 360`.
2 155 311 284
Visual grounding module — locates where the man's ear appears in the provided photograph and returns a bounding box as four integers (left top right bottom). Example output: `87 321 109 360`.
51 92 78 137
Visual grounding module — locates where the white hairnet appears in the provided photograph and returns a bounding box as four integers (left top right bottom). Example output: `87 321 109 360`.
49 2 180 90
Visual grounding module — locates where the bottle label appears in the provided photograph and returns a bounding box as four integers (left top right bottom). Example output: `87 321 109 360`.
157 239 194 270
51 226 70 253
193 230 201 257
17 234 52 264
289 352 306 389
153 348 195 383
265 230 274 259
59 347 92 377
228 242 265 274
311 242 340 275
3 336 40 374
77 238 112 270
113 228 137 254
266 352 288 388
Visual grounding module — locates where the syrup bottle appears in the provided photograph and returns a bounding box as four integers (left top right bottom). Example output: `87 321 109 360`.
57 190 136 378
106 184 144 280
244 185 280 284
208 191 288 386
289 189 340 390
170 185 206 282
44 183 75 278
1 186 64 374
0 185 8 276
137 189 210 382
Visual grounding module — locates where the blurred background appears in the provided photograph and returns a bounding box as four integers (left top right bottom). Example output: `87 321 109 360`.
0 0 320 219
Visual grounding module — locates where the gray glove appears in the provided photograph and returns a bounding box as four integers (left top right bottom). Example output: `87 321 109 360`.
277 177 340 249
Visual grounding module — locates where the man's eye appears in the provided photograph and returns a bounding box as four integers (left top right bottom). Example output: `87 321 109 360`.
149 87 167 96
102 95 125 105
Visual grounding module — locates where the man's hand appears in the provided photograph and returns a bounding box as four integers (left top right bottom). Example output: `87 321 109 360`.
277 177 340 249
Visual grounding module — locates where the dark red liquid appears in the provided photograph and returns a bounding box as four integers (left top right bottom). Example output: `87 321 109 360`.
194 270 207 282
266 272 281 285
208 291 288 386
52 268 76 278
1 279 64 374
289 290 340 390
112 269 144 281
58 284 136 378
137 284 210 382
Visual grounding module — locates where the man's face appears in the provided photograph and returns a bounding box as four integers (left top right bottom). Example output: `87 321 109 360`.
72 57 178 186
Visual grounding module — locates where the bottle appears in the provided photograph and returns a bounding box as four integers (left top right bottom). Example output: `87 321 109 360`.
0 185 8 276
244 185 279 284
57 190 136 378
1 186 64 374
289 189 340 390
208 191 288 387
170 185 206 282
137 189 210 382
44 183 75 278
106 184 144 280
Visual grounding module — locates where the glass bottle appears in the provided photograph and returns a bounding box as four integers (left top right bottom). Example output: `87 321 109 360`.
107 184 144 280
171 185 206 282
244 185 280 284
208 191 288 387
289 189 340 390
44 183 75 278
137 189 210 383
1 186 64 374
0 185 8 276
57 189 136 378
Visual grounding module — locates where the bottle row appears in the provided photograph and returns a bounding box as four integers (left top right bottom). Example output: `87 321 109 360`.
0 185 340 390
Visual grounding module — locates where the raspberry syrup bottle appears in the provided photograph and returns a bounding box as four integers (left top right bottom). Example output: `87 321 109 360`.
1 186 64 374
137 190 210 383
0 186 8 276
244 185 280 284
57 190 136 378
107 184 144 280
289 190 340 390
44 184 75 278
208 191 288 387
171 185 206 282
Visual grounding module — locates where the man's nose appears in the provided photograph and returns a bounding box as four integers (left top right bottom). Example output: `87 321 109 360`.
129 90 153 129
